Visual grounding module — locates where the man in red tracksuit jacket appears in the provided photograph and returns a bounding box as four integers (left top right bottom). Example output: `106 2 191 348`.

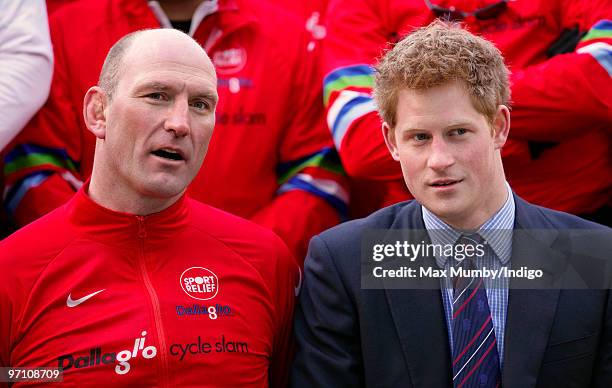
323 0 611 219
3 0 348 260
0 29 298 387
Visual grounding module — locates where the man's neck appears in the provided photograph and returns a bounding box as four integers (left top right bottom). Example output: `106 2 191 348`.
88 172 183 216
442 182 510 232
156 0 204 21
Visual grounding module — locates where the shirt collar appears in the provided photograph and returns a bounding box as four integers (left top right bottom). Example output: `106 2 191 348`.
67 181 191 247
147 0 223 35
422 182 515 268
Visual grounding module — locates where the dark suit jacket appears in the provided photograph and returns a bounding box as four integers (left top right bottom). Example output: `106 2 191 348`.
291 195 612 388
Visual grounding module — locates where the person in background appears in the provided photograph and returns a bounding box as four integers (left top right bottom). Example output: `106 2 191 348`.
3 0 348 261
323 0 611 222
268 0 329 55
0 0 53 151
0 0 54 238
0 29 298 387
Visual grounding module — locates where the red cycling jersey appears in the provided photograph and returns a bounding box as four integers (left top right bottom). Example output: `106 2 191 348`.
0 185 299 387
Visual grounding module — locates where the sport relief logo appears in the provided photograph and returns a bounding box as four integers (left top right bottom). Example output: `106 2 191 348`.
212 47 247 75
180 267 219 301
57 330 157 376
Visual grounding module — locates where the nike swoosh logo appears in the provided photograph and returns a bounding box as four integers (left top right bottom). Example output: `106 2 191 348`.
66 289 105 307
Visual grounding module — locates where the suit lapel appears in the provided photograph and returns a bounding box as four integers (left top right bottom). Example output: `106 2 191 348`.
385 287 452 387
383 203 452 386
503 196 565 388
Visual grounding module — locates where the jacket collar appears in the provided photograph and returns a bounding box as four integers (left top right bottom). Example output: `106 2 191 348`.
66 182 191 245
119 0 255 52
121 0 244 28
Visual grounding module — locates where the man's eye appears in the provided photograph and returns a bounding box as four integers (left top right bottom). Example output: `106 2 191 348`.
146 92 168 101
413 133 429 141
191 101 208 110
450 128 467 136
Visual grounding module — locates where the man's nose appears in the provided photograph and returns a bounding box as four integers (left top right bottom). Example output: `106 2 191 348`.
427 137 455 170
164 99 190 137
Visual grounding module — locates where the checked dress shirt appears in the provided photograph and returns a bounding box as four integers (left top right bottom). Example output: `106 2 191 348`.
422 183 515 385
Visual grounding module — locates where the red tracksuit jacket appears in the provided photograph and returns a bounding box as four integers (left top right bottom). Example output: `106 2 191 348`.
323 0 611 217
3 0 348 260
0 186 299 387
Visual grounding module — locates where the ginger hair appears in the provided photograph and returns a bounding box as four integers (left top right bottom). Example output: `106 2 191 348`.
374 20 510 127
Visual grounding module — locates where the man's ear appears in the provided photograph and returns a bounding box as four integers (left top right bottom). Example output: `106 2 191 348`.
492 104 510 150
382 122 400 161
83 86 108 139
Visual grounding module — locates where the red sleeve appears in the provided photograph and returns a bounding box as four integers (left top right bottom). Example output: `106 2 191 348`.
2 14 83 226
251 190 340 264
323 0 428 181
509 1 612 142
252 22 349 259
267 236 299 388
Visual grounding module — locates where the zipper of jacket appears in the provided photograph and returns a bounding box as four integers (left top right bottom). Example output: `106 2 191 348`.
137 216 170 387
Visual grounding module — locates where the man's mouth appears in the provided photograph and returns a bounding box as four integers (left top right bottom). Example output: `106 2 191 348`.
151 148 184 161
430 179 462 187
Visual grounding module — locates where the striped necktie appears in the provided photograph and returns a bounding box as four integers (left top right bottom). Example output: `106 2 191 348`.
452 234 501 388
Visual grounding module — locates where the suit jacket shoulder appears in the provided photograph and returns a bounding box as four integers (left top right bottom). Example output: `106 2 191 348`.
317 200 422 249
514 195 609 230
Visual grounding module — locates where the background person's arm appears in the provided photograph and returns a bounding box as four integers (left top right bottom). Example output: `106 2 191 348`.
510 2 612 142
251 188 346 265
2 7 83 227
252 35 348 261
0 0 53 150
323 0 408 181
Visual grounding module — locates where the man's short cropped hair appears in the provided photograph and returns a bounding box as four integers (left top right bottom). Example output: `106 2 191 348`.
98 30 145 100
374 20 510 127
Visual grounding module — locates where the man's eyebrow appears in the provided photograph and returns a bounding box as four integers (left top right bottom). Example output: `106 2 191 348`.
134 81 218 104
446 121 473 128
193 90 218 103
398 121 475 133
135 82 172 92
399 126 427 133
